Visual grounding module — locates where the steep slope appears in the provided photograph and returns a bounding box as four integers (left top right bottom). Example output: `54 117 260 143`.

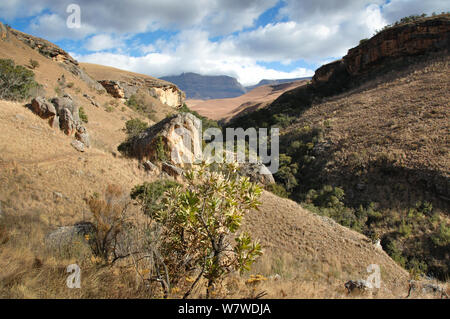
228 14 450 279
188 80 308 121
160 72 246 99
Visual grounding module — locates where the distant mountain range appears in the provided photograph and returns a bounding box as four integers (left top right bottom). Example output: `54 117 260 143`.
160 72 311 100
160 72 246 100
245 77 311 91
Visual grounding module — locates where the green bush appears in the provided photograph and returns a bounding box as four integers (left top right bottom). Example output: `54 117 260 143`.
79 106 88 123
29 59 39 69
431 223 450 247
130 180 181 216
0 59 41 101
145 163 262 298
124 118 148 138
266 183 289 198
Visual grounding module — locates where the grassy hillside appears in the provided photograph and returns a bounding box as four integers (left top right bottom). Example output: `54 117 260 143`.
0 24 429 299
227 27 449 278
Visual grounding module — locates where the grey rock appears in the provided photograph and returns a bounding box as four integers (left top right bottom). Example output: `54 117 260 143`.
162 162 184 178
142 160 158 172
60 108 75 135
75 125 90 147
45 222 96 255
238 162 275 186
30 97 57 118
71 140 85 152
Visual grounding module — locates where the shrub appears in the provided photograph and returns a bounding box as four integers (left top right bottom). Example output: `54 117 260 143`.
146 163 263 298
431 223 450 247
124 118 148 138
0 59 42 101
87 184 129 262
266 183 289 198
130 180 181 216
79 106 88 123
29 59 39 69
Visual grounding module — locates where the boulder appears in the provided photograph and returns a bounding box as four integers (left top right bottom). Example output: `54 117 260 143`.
71 140 85 152
119 112 202 167
142 160 158 173
238 162 275 186
51 94 79 122
99 80 125 98
75 125 90 147
45 222 96 255
60 108 75 135
162 162 184 179
30 97 57 118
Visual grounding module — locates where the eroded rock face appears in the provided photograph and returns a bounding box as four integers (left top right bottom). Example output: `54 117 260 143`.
0 22 9 41
99 80 125 98
99 78 185 108
312 16 450 87
120 112 202 167
120 113 275 185
345 16 450 76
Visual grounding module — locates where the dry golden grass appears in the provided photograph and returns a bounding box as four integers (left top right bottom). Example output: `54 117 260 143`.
0 31 447 298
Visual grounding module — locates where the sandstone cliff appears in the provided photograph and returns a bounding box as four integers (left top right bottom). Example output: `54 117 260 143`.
81 63 185 108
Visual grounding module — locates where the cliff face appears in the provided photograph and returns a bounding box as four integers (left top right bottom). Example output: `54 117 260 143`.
345 16 450 76
312 15 450 87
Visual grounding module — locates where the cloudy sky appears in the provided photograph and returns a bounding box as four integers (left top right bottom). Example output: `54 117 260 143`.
1 0 448 85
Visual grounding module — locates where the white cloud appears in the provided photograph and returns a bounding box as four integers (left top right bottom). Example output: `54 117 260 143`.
84 34 125 51
73 30 314 86
3 0 449 85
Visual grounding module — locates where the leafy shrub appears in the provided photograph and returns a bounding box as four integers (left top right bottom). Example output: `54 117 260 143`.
79 106 88 123
0 59 42 101
431 223 450 247
145 163 263 298
126 92 157 121
266 183 289 198
130 180 181 216
155 136 167 162
124 118 148 138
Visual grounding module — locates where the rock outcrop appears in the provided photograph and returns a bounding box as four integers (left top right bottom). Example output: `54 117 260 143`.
8 28 105 92
119 112 275 185
312 15 450 88
99 78 185 108
0 22 9 41
29 95 90 149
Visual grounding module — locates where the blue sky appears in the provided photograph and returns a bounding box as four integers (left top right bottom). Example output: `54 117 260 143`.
1 0 449 85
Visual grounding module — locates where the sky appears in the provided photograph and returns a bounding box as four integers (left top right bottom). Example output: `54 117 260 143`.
0 0 449 85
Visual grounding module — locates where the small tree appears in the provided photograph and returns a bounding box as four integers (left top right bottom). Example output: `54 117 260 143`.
148 163 263 298
124 118 148 138
0 59 41 101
